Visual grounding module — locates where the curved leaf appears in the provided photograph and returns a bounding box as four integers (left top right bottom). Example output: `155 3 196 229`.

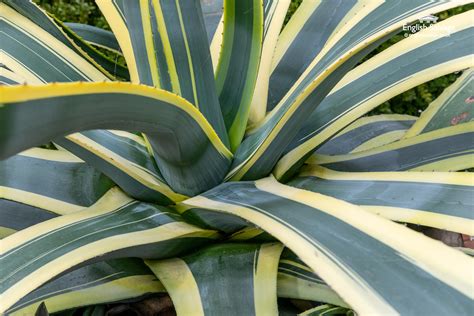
0 3 108 83
64 23 121 53
404 68 474 138
275 11 474 180
215 0 263 150
0 148 114 235
0 188 218 313
146 243 282 316
56 130 185 204
0 82 233 196
178 177 473 314
266 0 358 112
229 0 467 182
290 165 474 235
97 0 228 145
307 123 474 172
316 114 416 155
7 259 165 315
2 0 116 80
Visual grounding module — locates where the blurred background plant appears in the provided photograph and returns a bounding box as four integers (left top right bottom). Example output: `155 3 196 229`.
34 0 473 116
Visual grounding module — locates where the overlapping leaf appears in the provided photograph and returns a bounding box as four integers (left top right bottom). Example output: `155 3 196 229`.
290 165 474 234
178 177 473 314
0 188 218 313
0 83 233 196
230 1 468 182
274 9 473 180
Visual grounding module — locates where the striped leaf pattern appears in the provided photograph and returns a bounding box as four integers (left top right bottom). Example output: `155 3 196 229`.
307 123 474 172
0 2 108 83
0 148 114 236
97 0 229 145
299 304 353 316
0 188 218 313
56 130 185 204
7 0 127 80
58 20 129 80
230 1 468 182
277 249 346 307
290 165 474 234
0 83 233 196
275 9 474 180
146 243 283 315
2 1 473 315
64 23 121 54
248 0 291 127
267 0 358 112
215 0 263 150
178 177 473 314
6 259 165 315
2 0 118 80
316 114 416 155
0 67 25 86
404 68 474 138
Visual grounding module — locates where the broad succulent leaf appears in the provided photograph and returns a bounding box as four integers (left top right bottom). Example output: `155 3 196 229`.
0 0 473 315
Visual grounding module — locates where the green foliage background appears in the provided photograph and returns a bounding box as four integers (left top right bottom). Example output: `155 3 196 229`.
34 0 472 116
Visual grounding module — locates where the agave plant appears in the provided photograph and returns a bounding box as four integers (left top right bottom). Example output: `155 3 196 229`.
0 0 473 314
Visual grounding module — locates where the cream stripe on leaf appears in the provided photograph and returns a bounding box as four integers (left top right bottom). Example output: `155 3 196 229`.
265 0 359 112
290 165 474 235
0 52 47 85
95 0 161 85
0 67 25 85
0 3 108 83
307 123 474 173
4 16 181 208
0 157 166 314
64 23 122 54
146 243 283 316
6 258 165 315
10 0 127 80
275 11 474 180
228 0 467 182
179 177 474 315
154 0 229 147
56 20 129 80
209 13 224 73
248 0 290 126
277 249 347 308
32 65 185 203
146 258 205 316
404 68 474 138
0 82 233 196
3 0 119 80
316 114 416 155
215 0 263 151
0 148 114 234
97 0 229 146
0 188 219 313
56 130 186 205
350 129 409 153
